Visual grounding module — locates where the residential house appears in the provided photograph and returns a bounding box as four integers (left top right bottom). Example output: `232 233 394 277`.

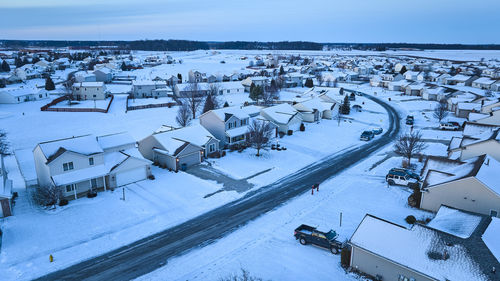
149 124 220 157
388 80 410 92
472 77 496 90
405 83 426 96
447 129 500 162
445 74 475 86
284 73 305 87
188 70 206 83
199 106 255 148
33 133 152 200
174 82 209 97
480 99 500 114
132 80 171 98
138 131 203 171
419 155 500 217
404 71 419 81
293 98 337 122
422 86 446 101
218 81 245 95
0 88 50 104
72 82 106 100
471 110 500 126
1 161 13 217
456 102 481 118
260 103 303 134
241 76 269 92
74 71 97 83
93 67 113 83
349 209 499 281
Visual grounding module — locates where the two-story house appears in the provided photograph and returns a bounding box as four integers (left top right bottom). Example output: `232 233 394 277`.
33 133 152 200
72 82 106 100
132 80 171 98
200 106 261 148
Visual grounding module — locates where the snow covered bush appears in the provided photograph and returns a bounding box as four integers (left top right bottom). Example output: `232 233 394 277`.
32 185 63 208
405 215 416 224
219 269 266 281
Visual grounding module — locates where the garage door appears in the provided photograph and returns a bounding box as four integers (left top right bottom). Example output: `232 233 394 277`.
289 119 302 131
179 152 200 168
116 167 146 187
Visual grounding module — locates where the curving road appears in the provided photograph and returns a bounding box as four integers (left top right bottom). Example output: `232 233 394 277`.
36 92 400 281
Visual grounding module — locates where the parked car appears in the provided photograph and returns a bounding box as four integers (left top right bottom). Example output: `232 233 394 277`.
386 169 419 188
440 122 461 131
372 127 383 135
388 168 420 181
406 115 414 125
360 130 375 141
294 224 343 254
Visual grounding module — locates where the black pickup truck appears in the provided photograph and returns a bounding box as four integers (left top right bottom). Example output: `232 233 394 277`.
294 224 343 254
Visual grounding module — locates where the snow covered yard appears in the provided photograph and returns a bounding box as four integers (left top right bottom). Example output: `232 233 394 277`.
136 146 432 281
50 97 112 110
211 94 389 187
127 96 175 106
0 165 239 281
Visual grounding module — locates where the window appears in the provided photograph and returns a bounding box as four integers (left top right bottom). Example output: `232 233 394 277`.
93 95 96 98
63 162 74 171
89 157 94 166
227 90 230 94
39 94 43 98
228 122 233 129
491 210 498 217
91 178 98 188
209 143 216 153
65 184 74 193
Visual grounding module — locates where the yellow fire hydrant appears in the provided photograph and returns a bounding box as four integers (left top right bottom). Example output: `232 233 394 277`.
49 255 54 263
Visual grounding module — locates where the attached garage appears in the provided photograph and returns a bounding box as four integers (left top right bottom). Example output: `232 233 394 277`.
178 152 201 168
115 167 147 187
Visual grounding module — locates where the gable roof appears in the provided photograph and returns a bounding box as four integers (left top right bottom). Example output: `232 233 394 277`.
153 124 217 148
260 103 301 125
96 132 136 151
38 135 103 162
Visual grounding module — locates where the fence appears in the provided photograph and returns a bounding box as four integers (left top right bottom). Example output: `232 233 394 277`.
127 101 177 111
40 95 114 113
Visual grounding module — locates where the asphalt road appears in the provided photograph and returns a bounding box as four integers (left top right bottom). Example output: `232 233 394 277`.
36 92 400 281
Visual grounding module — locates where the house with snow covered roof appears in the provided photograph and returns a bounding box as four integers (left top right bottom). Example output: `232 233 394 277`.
260 103 303 134
199 106 254 148
33 133 152 200
93 67 113 83
132 80 171 98
447 129 500 162
405 83 426 96
470 110 500 126
472 77 496 90
72 82 106 100
419 155 500 218
293 97 338 122
349 209 499 281
445 74 476 86
0 88 50 104
140 124 219 161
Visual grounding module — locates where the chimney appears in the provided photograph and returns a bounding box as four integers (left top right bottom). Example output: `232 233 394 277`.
486 158 490 166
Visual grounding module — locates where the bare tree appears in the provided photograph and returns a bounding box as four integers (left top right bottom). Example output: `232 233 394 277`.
32 185 63 208
180 82 204 119
176 102 192 127
219 268 265 281
433 99 449 122
247 119 274 156
315 73 324 87
394 131 427 167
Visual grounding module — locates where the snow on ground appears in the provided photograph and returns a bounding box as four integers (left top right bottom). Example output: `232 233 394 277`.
136 146 432 281
51 97 112 109
127 96 175 106
0 163 239 281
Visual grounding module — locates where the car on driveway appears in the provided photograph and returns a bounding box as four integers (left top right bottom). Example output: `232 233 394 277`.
360 130 375 141
372 127 383 135
294 224 343 254
440 122 461 131
406 115 414 125
386 169 419 188
388 168 420 181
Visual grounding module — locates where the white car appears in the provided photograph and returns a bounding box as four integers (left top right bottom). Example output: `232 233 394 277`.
439 122 460 131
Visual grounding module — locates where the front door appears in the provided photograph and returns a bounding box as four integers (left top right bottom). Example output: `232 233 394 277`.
91 178 98 189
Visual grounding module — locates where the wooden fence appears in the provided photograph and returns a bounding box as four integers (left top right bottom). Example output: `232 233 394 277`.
40 95 114 113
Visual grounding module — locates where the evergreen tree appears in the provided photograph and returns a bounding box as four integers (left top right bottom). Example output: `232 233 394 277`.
1 60 10 72
304 78 314 88
177 73 182 82
279 65 285 75
0 79 5 88
341 95 350 115
223 101 229 107
203 94 215 113
32 57 40 64
22 57 29 65
45 77 55 91
339 87 344 95
15 57 23 68
399 65 407 74
249 84 263 101
121 62 128 71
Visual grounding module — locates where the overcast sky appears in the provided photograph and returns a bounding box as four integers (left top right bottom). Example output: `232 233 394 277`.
1 0 499 44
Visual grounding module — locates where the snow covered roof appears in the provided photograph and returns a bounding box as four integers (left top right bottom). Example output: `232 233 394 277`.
475 155 500 197
39 135 104 161
96 132 136 151
208 106 251 122
152 135 189 156
422 156 483 188
350 215 488 281
153 124 217 148
482 217 500 263
219 81 245 90
260 103 300 125
226 126 249 138
52 165 108 186
427 206 482 238
469 113 490 122
297 98 334 112
473 77 496 85
457 102 481 111
0 88 37 97
132 80 166 86
104 148 151 172
449 74 471 82
73 82 104 88
463 122 500 137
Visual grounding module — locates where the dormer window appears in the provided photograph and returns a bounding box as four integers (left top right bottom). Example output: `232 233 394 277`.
89 157 94 165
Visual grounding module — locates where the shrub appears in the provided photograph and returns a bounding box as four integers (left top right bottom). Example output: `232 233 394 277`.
32 185 62 207
300 123 305 131
278 132 285 138
287 130 293 136
405 215 416 224
340 247 351 268
59 199 69 206
148 175 155 180
219 268 264 281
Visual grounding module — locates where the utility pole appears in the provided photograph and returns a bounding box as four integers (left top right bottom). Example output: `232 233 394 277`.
340 212 343 227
